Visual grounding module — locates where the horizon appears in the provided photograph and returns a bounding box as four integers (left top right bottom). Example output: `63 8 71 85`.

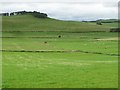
1 1 118 21
1 10 118 22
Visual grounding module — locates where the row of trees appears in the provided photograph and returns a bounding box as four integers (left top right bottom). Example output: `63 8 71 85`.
32 11 48 18
0 11 48 18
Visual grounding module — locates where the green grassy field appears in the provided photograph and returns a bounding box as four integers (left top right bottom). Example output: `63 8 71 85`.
2 15 113 32
2 15 118 88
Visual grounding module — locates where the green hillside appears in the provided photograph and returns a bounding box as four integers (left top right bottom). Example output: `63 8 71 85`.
2 14 118 88
2 14 113 32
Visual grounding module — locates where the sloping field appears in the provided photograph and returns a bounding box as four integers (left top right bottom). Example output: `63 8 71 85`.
2 15 112 32
2 15 118 88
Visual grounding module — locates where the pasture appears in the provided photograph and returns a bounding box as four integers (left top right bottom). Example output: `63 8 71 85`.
2 15 118 88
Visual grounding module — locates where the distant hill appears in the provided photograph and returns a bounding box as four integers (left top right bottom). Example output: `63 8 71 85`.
97 19 118 23
2 14 118 32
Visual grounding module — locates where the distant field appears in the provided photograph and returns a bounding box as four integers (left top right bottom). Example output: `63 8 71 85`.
2 15 118 88
2 32 118 55
2 15 115 32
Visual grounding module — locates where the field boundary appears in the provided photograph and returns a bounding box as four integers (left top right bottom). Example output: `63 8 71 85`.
1 37 58 38
1 31 107 33
1 50 119 56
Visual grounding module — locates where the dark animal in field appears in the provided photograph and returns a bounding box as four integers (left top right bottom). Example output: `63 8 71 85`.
44 42 47 44
58 35 61 38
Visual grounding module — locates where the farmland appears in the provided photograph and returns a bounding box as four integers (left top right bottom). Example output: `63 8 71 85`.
2 14 118 88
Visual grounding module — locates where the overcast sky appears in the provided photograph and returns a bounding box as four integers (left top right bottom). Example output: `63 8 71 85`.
0 0 119 21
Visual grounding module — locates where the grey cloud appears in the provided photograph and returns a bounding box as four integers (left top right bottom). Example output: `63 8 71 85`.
1 2 118 21
0 0 119 3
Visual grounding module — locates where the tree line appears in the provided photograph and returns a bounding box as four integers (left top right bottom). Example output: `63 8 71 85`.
0 11 48 18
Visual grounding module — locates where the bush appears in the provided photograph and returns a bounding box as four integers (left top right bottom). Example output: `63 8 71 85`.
96 21 102 25
33 12 48 18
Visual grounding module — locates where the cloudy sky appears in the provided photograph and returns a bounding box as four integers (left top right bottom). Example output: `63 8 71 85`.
0 0 119 21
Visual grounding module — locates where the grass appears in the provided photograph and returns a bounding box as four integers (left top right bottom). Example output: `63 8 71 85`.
2 15 118 88
2 15 113 32
2 32 118 55
3 52 118 88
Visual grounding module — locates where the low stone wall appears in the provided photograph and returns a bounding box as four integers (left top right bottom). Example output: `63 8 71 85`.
110 28 120 32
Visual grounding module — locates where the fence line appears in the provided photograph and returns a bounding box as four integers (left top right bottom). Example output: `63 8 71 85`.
1 50 119 56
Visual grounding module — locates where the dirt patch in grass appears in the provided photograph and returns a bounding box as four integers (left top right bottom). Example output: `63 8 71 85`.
96 37 118 41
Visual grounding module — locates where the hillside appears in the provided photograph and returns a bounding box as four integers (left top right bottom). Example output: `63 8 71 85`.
2 14 118 88
2 14 116 32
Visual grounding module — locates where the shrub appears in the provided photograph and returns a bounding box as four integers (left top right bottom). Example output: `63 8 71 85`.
96 21 102 25
33 12 48 18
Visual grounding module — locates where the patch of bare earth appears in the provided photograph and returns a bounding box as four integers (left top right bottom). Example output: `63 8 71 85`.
96 37 118 41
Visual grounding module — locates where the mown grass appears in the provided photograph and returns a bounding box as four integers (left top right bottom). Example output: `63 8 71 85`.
2 15 118 88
